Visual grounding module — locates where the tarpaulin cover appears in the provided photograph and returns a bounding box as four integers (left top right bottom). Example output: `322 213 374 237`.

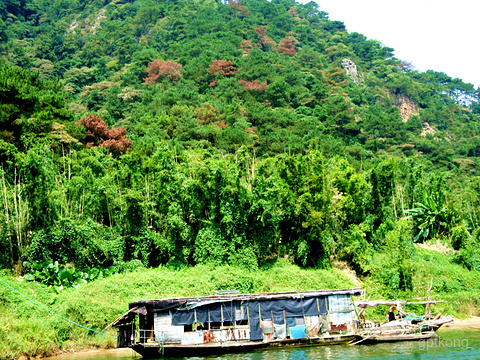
171 296 327 334
289 325 307 339
259 297 327 320
222 303 235 322
172 303 244 325
195 308 208 323
286 317 296 327
247 297 326 341
172 310 195 325
246 301 263 341
328 294 354 326
274 324 287 340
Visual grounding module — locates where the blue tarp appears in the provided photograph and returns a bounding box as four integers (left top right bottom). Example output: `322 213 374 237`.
259 297 327 319
289 325 307 339
246 301 263 341
171 295 328 339
172 303 244 325
286 317 296 327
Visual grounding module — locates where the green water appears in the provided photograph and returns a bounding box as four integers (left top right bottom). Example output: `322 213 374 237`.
48 329 480 360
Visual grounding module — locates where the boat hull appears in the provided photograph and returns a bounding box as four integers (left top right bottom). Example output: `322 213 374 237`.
352 331 436 345
131 334 356 358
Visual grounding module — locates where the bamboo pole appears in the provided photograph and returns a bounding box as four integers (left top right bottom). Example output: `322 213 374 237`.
13 169 22 254
2 169 13 267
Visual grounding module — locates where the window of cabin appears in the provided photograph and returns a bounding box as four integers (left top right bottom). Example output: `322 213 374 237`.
209 322 222 330
221 321 235 329
184 324 195 332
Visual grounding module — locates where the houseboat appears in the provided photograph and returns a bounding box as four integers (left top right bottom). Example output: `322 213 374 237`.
109 288 363 357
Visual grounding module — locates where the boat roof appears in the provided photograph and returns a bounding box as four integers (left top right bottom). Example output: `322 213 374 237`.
129 288 363 310
354 299 446 309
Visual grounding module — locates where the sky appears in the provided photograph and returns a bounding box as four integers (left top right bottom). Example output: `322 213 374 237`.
313 0 480 88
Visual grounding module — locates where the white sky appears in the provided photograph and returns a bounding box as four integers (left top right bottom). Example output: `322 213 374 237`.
313 0 480 88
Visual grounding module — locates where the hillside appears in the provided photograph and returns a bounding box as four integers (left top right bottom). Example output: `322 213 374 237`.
1 0 480 357
1 0 480 328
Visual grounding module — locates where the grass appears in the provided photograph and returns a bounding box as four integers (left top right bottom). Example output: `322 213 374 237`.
359 246 480 321
0 255 478 359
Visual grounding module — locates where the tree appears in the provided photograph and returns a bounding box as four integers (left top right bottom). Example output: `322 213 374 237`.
277 38 296 55
227 0 249 18
0 62 72 151
207 60 238 77
76 114 131 154
238 79 268 92
144 60 183 84
207 60 239 87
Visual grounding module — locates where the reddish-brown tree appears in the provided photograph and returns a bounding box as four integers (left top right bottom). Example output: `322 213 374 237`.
76 114 108 144
254 27 267 38
227 0 249 17
238 80 268 92
207 60 238 77
143 60 183 84
76 114 131 153
277 38 297 55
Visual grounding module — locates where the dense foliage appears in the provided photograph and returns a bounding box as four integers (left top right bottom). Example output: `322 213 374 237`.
1 0 480 290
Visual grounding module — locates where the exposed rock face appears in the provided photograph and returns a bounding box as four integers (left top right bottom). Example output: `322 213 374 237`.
67 9 106 35
396 94 418 122
341 58 360 84
389 93 419 122
420 122 436 137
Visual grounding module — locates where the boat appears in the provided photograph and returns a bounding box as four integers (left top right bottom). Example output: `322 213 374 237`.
108 288 363 358
349 298 454 345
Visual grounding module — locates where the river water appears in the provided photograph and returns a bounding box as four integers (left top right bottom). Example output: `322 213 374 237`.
48 328 480 360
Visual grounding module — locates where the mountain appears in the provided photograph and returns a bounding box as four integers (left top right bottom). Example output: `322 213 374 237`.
1 0 480 285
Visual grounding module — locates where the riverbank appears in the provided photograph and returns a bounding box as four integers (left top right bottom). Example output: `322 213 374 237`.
44 348 133 360
442 316 480 329
1 256 479 360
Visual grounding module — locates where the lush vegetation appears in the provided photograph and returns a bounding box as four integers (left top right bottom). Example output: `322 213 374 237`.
1 0 480 357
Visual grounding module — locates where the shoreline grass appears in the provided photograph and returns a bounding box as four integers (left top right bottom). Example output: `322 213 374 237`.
1 257 478 359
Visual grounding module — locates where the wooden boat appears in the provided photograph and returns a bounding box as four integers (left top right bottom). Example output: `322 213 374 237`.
107 288 363 358
350 298 454 345
351 331 436 345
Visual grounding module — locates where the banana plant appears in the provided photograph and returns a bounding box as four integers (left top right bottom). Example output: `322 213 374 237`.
403 189 448 242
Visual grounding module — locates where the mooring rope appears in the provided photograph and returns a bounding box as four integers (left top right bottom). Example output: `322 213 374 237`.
0 277 116 339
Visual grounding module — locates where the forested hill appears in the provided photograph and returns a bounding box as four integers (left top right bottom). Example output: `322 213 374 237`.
1 0 480 294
